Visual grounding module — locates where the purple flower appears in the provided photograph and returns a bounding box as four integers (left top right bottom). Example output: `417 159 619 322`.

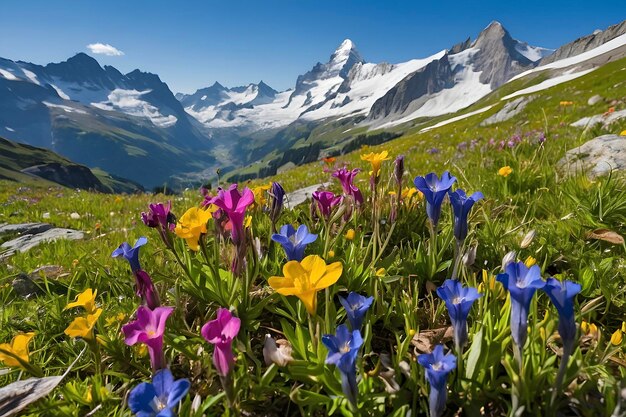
122 306 174 371
322 325 363 406
135 270 161 310
496 262 545 349
426 147 440 154
201 308 241 377
269 182 285 226
338 292 374 331
312 191 342 220
112 237 148 273
448 189 484 242
271 224 317 261
413 171 457 227
128 368 190 417
394 155 405 188
209 184 254 246
543 278 581 355
332 167 363 205
417 345 456 417
436 279 482 351
141 202 175 232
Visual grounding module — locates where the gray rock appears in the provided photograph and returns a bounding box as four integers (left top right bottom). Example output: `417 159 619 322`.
480 95 535 126
1 227 83 258
588 94 603 106
557 134 626 178
540 20 626 65
12 265 65 297
0 222 53 236
21 162 109 192
285 183 330 210
571 109 626 128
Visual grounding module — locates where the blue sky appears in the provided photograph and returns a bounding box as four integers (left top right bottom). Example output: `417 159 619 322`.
1 1 624 93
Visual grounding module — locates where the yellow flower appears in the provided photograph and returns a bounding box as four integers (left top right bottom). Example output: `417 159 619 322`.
175 207 213 251
620 130 626 136
245 215 252 229
376 268 386 277
114 196 122 203
360 150 390 177
524 256 536 267
610 329 623 346
65 288 98 314
498 166 513 177
0 332 35 368
581 321 598 337
622 322 626 333
328 250 335 258
252 183 272 207
268 255 342 315
402 187 421 200
105 312 127 328
65 309 102 340
345 229 355 240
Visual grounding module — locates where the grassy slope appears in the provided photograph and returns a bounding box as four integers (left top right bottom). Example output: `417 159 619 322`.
0 136 142 193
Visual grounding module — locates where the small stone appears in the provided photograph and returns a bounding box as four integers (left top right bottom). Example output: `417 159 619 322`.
70 212 80 220
587 94 603 106
42 212 50 219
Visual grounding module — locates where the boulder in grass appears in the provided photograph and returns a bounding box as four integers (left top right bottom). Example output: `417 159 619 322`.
557 134 626 179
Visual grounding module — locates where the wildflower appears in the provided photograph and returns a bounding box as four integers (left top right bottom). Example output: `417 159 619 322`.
413 171 457 227
268 255 342 315
448 189 484 242
328 250 335 257
496 262 545 349
498 166 513 177
0 332 35 368
611 329 623 346
402 187 420 201
620 130 626 136
524 256 536 267
128 368 190 417
463 245 477 267
141 201 175 231
135 270 161 310
174 207 213 251
251 183 272 207
322 156 337 164
269 182 285 227
208 184 255 246
263 334 294 367
271 224 318 261
112 237 148 273
520 230 536 248
394 155 405 189
581 321 598 337
65 309 103 340
417 344 456 417
312 191 342 220
322 325 363 407
201 308 241 377
345 229 355 240
375 268 386 277
360 150 390 177
338 292 374 331
501 251 516 270
436 279 482 352
122 306 174 371
332 167 364 204
543 278 581 354
65 288 98 314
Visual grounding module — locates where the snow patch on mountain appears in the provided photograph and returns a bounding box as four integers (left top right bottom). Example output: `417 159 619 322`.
0 68 18 81
43 101 88 115
502 68 597 100
514 43 554 62
92 89 178 127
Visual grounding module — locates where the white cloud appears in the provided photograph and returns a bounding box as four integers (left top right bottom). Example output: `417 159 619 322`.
86 43 124 56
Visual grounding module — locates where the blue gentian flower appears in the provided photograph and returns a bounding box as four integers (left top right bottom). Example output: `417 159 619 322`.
271 224 317 261
338 292 374 331
322 324 363 407
417 344 456 417
269 182 285 225
112 237 148 273
128 368 190 417
413 171 457 226
543 278 581 355
496 261 546 349
448 189 484 242
436 279 482 351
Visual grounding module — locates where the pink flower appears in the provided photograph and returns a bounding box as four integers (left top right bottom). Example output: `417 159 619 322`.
332 167 363 205
209 184 254 246
312 191 342 219
122 306 174 371
201 308 241 377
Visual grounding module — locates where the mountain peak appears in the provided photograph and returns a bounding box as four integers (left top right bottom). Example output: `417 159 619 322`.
328 38 364 79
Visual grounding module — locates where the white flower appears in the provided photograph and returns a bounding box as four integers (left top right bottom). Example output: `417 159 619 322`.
263 334 293 367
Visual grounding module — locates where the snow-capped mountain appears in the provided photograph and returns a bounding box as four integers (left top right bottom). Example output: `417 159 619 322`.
0 53 215 187
367 21 552 126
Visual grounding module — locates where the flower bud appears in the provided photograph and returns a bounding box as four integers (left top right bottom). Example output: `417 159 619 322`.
501 251 516 271
520 230 536 248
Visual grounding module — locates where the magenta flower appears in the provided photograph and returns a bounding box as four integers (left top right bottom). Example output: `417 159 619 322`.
208 184 254 246
312 191 342 219
201 308 241 377
122 306 174 371
141 202 175 232
332 167 363 205
135 270 161 310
